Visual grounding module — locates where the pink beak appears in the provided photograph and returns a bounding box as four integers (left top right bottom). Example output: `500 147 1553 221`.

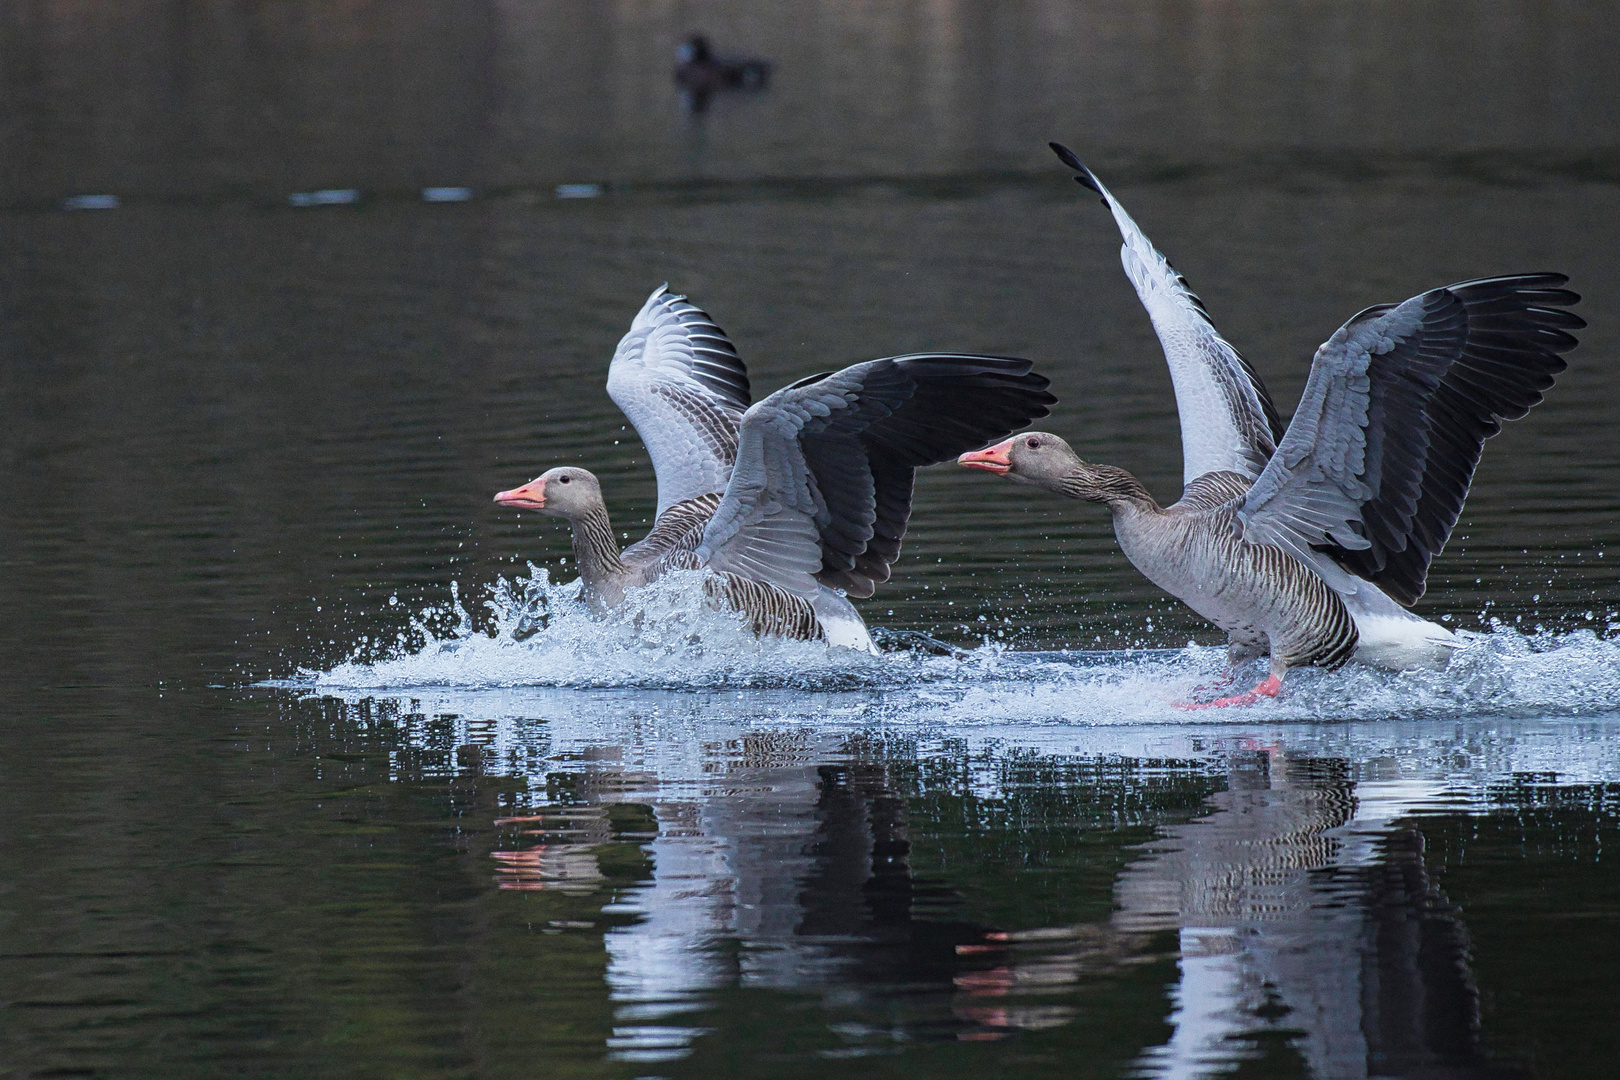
494 477 547 510
958 439 1014 475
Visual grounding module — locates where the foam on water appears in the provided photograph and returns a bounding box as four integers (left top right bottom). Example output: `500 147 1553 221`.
286 567 1620 724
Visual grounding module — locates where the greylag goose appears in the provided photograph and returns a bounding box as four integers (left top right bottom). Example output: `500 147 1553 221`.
959 146 1582 705
497 285 1055 651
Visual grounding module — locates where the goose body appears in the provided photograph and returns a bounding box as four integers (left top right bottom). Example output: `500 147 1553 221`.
498 285 1055 651
961 147 1582 703
1110 473 1358 673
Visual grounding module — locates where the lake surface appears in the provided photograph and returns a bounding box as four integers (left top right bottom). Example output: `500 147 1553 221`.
2 2 1618 1077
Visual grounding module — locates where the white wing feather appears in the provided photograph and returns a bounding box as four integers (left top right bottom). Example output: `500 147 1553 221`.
606 285 751 517
1065 157 1280 485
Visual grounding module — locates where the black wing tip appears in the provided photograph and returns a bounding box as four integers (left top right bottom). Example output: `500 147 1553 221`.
1049 141 1107 205
1447 272 1586 347
889 354 1058 400
1448 272 1579 302
887 352 1034 374
1048 141 1088 180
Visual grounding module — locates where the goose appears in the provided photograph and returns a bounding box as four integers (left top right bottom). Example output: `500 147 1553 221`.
496 285 1055 651
959 146 1582 706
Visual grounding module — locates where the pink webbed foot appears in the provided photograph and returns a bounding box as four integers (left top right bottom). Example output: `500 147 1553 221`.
1176 674 1282 710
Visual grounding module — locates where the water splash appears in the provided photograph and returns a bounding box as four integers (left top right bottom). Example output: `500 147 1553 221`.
285 567 1620 723
883 628 1620 726
304 567 906 691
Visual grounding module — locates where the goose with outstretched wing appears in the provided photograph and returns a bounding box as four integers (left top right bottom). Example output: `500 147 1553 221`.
497 286 749 609
497 285 1056 650
959 147 1580 705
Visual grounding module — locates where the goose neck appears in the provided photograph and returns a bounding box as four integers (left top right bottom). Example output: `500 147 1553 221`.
1060 464 1158 510
569 506 630 587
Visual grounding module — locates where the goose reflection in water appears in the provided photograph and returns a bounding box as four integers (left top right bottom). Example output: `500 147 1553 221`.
1118 751 1496 1079
493 737 1500 1075
491 807 613 894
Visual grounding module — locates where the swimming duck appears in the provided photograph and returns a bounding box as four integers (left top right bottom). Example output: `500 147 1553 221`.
675 34 771 112
959 145 1581 705
498 285 1055 651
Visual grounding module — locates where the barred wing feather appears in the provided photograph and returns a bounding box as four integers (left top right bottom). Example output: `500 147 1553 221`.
1236 274 1581 604
606 285 751 517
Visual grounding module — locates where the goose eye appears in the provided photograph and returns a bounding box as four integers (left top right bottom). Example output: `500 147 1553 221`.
559 476 571 484
1025 437 1040 449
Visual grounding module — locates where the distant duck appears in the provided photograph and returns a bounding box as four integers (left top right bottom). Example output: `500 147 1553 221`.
959 144 1582 707
675 34 771 112
496 286 1054 651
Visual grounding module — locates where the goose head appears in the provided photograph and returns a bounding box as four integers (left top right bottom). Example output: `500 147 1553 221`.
958 432 1081 492
494 466 604 520
676 34 714 65
959 433 1148 505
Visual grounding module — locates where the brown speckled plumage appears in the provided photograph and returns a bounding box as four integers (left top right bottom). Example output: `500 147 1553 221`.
623 493 723 569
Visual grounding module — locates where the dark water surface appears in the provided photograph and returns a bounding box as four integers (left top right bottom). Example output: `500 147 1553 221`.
3 2 1620 1077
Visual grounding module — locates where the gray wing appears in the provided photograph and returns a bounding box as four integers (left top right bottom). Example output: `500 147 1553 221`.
606 285 751 517
1236 274 1581 604
1052 144 1284 485
696 354 1057 598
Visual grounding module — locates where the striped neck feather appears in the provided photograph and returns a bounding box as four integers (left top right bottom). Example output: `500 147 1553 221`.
570 506 629 583
1060 464 1156 507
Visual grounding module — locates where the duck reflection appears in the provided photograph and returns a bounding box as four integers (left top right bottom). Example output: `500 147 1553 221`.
496 736 1499 1075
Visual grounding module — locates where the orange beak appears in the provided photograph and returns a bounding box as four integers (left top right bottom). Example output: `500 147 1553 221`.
958 439 1014 475
494 477 546 510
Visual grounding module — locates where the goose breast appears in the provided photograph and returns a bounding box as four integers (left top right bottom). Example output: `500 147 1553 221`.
1113 500 1357 670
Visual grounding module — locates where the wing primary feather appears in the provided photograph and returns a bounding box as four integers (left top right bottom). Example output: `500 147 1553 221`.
700 352 1055 601
1050 141 1108 205
1239 273 1581 604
